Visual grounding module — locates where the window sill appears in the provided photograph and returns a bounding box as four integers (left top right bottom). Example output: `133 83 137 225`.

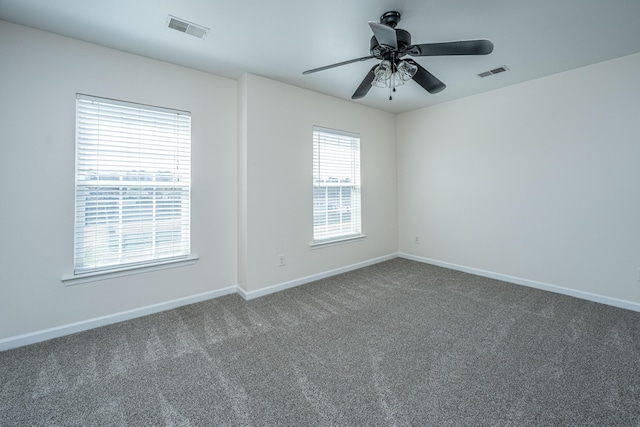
61 256 199 286
309 234 367 249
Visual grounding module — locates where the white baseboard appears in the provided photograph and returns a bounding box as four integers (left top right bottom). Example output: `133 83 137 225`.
0 286 237 352
9 251 632 352
238 253 399 301
0 254 399 351
399 252 640 313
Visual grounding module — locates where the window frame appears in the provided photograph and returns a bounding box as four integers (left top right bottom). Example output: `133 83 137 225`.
68 94 194 282
311 126 364 246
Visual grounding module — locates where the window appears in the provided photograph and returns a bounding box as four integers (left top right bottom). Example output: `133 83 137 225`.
312 126 362 244
74 94 191 274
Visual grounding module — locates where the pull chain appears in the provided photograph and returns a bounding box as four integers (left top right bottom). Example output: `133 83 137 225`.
389 57 397 100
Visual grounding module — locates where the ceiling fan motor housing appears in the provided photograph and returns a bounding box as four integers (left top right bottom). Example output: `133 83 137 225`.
370 29 411 58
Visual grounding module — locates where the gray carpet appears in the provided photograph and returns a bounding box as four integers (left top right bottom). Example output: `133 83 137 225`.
1 258 639 426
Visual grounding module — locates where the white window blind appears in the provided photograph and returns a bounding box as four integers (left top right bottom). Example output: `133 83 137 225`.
312 126 361 243
74 94 191 274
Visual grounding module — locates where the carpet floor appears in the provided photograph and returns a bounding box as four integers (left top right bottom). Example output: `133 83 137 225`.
1 258 639 426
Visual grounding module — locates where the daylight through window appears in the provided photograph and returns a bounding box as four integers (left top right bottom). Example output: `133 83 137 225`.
312 126 362 243
74 94 191 274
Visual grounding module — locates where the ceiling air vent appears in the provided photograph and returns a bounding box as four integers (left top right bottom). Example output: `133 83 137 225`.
478 65 509 78
166 15 209 39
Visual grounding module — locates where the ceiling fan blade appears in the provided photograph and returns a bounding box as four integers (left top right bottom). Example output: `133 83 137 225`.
303 56 374 75
406 39 494 56
351 65 378 99
406 59 446 94
368 22 397 49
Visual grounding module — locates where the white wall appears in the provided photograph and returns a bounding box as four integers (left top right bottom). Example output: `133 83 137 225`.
239 74 397 293
398 53 640 305
0 21 238 340
237 74 249 288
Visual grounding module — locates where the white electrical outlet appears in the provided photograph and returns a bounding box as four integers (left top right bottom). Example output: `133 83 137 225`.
278 254 286 267
415 235 420 244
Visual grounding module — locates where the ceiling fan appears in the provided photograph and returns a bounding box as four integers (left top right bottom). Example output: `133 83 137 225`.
303 11 494 100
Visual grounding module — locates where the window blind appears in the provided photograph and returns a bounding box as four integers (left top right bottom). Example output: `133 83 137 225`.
74 94 191 274
312 126 361 242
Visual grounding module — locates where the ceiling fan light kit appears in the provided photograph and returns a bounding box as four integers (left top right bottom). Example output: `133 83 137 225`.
371 59 418 100
371 60 417 87
303 11 494 101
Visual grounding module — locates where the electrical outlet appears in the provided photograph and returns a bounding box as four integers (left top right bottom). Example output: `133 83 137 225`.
278 254 286 267
637 268 640 282
415 235 420 244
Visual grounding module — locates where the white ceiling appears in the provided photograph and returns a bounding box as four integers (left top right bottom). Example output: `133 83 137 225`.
2 0 640 114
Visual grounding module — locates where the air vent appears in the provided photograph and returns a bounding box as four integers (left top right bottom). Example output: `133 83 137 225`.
478 65 509 78
166 15 209 39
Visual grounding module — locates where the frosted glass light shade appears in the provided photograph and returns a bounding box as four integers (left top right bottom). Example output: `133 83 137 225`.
371 60 392 88
396 60 418 81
